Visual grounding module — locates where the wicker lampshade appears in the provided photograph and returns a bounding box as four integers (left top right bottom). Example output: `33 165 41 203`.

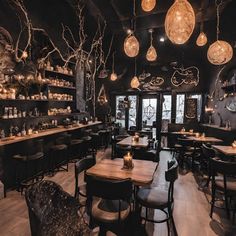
146 46 157 61
124 34 139 58
110 73 118 81
165 0 195 44
141 0 156 12
207 40 233 65
196 32 207 46
130 76 140 89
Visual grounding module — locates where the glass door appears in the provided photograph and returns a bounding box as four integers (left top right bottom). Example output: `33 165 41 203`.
115 95 137 129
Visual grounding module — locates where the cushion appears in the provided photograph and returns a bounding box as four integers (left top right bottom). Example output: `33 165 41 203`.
92 199 130 223
137 187 169 209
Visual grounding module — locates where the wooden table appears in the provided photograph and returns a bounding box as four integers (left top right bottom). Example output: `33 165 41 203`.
86 158 157 186
187 136 223 143
117 136 149 148
212 145 236 156
171 131 196 136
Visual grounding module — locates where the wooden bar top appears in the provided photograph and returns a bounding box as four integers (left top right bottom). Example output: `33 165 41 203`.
87 158 158 186
0 121 102 147
212 145 236 156
117 136 149 148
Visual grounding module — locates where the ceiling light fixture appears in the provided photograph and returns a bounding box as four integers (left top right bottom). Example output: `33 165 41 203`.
165 0 195 44
130 57 140 89
207 0 233 65
110 52 117 81
159 37 165 42
196 2 207 47
141 0 156 12
124 0 139 57
146 29 157 61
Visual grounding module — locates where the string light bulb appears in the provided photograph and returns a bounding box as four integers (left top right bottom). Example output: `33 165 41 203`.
165 0 195 44
141 0 156 12
110 52 117 81
207 0 233 65
130 58 140 89
146 29 157 61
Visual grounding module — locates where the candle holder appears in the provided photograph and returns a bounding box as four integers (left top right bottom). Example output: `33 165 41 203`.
133 132 140 142
122 152 134 170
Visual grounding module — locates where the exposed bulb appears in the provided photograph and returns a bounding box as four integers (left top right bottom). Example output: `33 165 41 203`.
124 34 140 57
130 76 140 89
22 51 28 59
165 0 195 44
207 40 233 65
146 45 157 61
141 0 156 12
196 32 207 46
110 72 118 81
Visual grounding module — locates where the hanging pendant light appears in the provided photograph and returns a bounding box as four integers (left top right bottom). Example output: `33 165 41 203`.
146 29 157 61
207 0 233 65
141 0 156 12
196 4 208 47
124 0 139 57
165 0 195 44
124 33 140 57
110 52 117 81
130 58 140 89
196 32 207 46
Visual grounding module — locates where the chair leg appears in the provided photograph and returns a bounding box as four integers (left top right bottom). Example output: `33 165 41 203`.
210 186 216 218
98 227 106 236
167 220 170 236
224 195 230 219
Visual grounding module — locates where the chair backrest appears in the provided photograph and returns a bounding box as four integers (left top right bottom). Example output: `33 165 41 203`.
86 175 133 201
165 159 178 203
211 158 236 176
75 156 96 176
177 137 194 148
201 144 215 160
25 180 90 236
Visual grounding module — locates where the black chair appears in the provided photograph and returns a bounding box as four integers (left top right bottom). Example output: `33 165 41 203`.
25 180 90 236
86 175 133 236
137 159 179 236
74 156 96 204
201 144 216 187
210 158 236 219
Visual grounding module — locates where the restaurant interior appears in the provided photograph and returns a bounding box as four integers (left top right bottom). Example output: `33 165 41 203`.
0 0 236 235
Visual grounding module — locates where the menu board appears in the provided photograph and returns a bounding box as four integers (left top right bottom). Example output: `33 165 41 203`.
184 98 197 122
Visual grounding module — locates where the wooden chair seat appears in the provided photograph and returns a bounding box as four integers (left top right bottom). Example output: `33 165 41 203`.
92 199 131 223
137 187 169 210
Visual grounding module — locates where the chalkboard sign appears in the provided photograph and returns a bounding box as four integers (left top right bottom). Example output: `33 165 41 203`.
184 98 197 122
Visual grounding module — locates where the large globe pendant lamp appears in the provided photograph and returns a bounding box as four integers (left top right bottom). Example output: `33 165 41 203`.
141 0 156 12
110 52 118 81
207 0 233 65
146 29 157 62
165 0 195 44
124 34 140 58
130 58 140 89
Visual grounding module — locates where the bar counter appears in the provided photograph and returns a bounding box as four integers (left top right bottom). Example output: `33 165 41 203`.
0 121 102 147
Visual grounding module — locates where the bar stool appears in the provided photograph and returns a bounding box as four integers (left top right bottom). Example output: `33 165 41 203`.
13 139 44 194
98 129 111 149
82 136 92 156
90 132 100 156
49 135 69 174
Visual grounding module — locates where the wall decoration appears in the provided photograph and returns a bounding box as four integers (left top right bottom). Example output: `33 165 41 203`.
142 76 164 90
184 98 197 122
170 65 199 87
97 84 108 105
226 97 236 112
143 100 155 120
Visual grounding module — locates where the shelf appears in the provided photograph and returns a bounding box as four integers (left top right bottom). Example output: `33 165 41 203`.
221 84 236 93
48 84 76 90
44 69 74 78
0 113 80 121
0 99 48 102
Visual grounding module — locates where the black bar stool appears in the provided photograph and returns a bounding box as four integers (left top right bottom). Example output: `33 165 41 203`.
13 139 44 194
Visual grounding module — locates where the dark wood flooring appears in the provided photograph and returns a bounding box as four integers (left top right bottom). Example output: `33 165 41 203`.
0 149 235 236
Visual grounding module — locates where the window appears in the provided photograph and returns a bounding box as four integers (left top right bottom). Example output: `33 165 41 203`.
128 95 137 129
162 95 172 121
115 96 125 128
188 94 202 121
142 98 157 128
176 94 185 124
